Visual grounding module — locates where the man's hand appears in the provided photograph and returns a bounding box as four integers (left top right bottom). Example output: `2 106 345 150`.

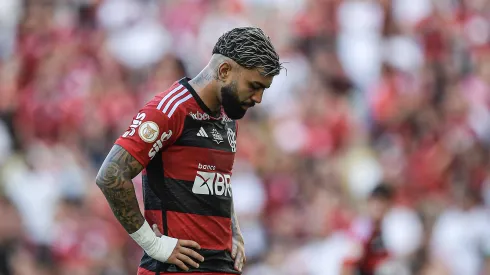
152 224 205 271
231 234 246 272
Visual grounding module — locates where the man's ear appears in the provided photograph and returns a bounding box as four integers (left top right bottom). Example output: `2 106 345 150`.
217 61 233 82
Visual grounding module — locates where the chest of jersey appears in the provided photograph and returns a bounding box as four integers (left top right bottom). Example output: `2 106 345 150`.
160 111 237 187
176 112 237 153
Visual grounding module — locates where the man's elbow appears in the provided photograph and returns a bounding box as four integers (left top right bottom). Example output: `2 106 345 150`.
95 169 112 189
95 173 105 188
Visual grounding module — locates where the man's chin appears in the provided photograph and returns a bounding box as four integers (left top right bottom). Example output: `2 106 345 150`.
223 108 246 120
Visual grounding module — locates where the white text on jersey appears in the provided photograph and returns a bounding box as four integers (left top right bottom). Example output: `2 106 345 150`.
198 163 216 171
189 111 210 121
122 112 146 137
148 130 173 159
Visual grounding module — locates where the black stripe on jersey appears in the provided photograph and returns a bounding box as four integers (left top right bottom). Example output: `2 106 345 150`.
160 177 231 218
145 153 170 274
140 252 158 273
142 174 161 211
140 249 239 274
145 153 169 234
144 168 231 217
179 77 220 118
174 116 236 152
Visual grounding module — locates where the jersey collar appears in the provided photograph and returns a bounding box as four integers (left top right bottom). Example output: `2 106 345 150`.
179 77 221 118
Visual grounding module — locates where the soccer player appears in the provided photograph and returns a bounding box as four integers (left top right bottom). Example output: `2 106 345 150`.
95 27 282 275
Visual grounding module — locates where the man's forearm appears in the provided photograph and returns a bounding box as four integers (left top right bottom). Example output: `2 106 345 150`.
231 200 242 238
98 177 145 233
96 145 145 234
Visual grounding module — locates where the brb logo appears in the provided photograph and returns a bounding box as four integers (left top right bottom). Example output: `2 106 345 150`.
148 130 173 159
192 170 232 197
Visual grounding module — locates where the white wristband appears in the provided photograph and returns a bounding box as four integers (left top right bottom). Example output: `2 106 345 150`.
129 221 178 262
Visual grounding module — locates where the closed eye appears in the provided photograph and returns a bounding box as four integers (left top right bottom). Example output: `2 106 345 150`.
250 81 269 91
249 83 261 90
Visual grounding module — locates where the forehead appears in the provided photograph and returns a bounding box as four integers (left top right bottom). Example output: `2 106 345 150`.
238 67 274 86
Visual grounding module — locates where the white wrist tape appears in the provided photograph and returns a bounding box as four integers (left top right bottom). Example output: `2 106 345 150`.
129 221 178 262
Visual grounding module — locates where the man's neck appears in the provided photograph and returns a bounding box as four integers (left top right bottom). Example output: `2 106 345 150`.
188 69 220 113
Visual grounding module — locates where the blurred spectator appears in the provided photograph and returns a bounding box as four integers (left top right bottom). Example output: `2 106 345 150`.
431 187 490 275
341 184 420 275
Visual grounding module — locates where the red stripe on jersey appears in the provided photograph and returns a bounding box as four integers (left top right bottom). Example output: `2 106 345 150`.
137 267 154 275
168 93 192 118
162 89 189 115
144 210 162 232
137 267 237 275
167 211 232 251
162 146 235 181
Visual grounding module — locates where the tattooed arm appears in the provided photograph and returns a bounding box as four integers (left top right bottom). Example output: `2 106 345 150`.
95 145 145 233
231 202 243 238
231 198 246 272
96 145 204 268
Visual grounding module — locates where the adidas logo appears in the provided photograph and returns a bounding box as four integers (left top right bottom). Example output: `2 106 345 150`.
197 127 208 137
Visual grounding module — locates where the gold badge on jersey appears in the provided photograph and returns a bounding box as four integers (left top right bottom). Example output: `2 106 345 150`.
138 121 159 143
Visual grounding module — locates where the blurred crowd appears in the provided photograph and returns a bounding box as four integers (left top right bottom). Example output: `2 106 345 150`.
2 0 490 274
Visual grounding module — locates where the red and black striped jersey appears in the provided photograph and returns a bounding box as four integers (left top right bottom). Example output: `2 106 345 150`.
115 78 239 274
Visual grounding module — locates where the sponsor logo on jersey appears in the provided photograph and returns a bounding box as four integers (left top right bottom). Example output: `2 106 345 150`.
189 110 233 123
122 112 146 138
192 171 232 197
148 130 173 159
196 127 208 138
227 128 236 152
211 128 223 144
138 121 159 143
198 163 216 171
189 111 210 121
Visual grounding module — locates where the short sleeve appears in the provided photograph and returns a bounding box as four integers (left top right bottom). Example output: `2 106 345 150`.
115 97 185 167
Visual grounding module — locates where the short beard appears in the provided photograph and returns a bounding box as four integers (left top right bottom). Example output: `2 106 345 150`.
221 81 247 120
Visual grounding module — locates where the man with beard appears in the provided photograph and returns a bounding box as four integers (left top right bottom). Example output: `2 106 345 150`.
96 27 282 275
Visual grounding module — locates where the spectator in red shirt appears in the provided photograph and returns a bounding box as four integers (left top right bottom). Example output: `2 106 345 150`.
342 184 395 275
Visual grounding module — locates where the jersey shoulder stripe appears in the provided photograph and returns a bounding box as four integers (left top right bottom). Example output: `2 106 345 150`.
168 94 192 118
155 84 192 118
156 84 184 110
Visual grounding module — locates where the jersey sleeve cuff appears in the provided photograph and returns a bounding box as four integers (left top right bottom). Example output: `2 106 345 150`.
115 139 148 167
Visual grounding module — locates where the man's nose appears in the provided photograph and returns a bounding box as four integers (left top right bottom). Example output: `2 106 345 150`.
250 90 263 104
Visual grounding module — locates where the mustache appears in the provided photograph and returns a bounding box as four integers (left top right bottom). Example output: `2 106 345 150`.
241 101 255 107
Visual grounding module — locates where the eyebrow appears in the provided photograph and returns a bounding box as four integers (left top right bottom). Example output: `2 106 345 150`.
252 81 269 89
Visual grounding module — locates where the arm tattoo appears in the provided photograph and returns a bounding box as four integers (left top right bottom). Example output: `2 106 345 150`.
96 145 145 234
231 199 243 239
